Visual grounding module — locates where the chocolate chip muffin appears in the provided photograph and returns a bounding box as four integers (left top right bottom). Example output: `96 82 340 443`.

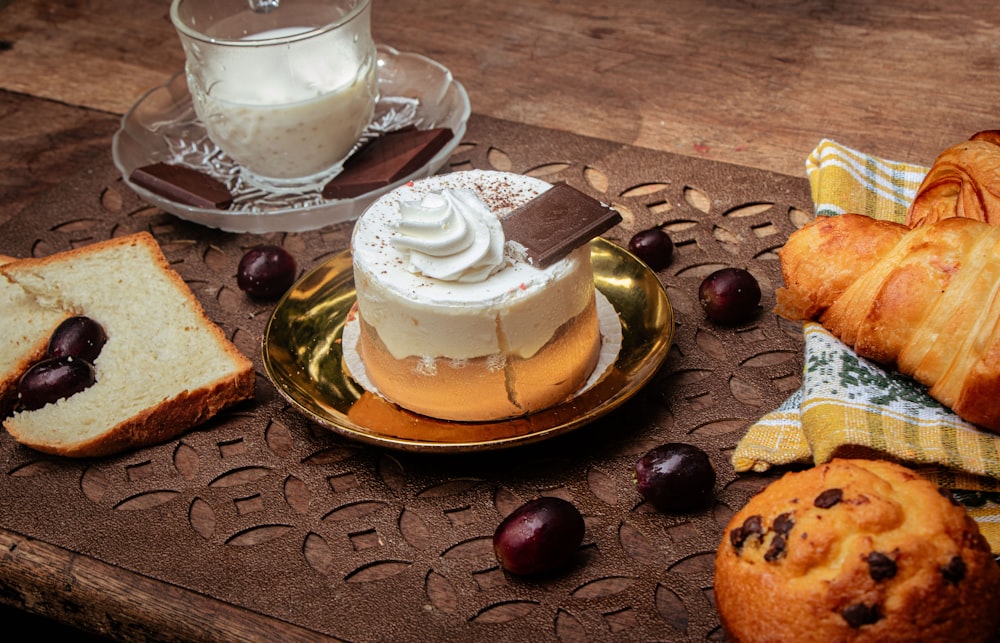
714 458 1000 642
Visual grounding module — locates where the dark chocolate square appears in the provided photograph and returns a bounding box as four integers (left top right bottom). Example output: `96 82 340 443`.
322 127 454 200
129 162 233 209
500 182 622 267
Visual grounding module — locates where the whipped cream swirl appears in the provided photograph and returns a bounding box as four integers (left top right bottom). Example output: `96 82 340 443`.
390 188 506 282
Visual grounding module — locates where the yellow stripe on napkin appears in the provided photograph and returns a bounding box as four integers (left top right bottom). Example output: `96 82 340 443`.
966 503 1000 552
805 139 926 223
732 390 813 472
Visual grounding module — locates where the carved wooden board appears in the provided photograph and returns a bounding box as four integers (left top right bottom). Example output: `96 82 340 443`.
0 113 812 641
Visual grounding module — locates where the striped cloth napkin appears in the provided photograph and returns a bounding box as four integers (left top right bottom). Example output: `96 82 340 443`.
732 139 1000 552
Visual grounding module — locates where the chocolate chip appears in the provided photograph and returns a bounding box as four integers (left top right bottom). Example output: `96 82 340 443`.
814 488 843 508
764 534 786 562
772 512 795 536
741 514 764 540
866 551 897 581
842 602 881 628
729 526 745 549
941 556 966 584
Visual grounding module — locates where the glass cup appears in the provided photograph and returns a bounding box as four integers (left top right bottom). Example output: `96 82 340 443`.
170 0 378 192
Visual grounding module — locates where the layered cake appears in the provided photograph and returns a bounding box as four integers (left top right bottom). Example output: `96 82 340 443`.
349 170 620 421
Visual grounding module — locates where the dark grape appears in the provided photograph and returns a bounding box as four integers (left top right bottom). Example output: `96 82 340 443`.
237 245 297 299
627 227 674 270
17 356 96 411
698 267 761 324
493 497 585 575
633 443 716 512
47 316 107 362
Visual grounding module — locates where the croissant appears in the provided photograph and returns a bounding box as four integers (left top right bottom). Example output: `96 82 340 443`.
775 213 1000 434
906 130 1000 227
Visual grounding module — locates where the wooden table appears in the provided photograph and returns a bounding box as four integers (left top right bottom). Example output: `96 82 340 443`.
5 1 998 184
1 1 997 640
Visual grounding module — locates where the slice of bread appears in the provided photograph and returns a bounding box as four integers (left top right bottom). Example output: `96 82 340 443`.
0 255 69 416
1 233 254 457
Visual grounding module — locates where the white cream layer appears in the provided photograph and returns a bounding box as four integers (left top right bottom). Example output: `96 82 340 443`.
351 170 596 361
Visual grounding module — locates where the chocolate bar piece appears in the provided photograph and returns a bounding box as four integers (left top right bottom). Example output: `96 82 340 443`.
501 182 622 268
322 127 454 200
130 163 233 209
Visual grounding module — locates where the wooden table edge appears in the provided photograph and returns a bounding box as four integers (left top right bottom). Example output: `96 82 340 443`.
0 527 338 642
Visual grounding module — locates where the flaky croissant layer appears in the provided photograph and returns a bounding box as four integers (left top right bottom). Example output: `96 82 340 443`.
776 213 1000 434
905 130 1000 228
906 130 1000 227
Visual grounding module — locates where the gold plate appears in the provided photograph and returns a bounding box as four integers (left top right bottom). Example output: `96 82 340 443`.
262 238 674 452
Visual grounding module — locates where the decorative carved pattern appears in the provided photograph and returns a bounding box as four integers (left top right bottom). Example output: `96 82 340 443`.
0 114 813 640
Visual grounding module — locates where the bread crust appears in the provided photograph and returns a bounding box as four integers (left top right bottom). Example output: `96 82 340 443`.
11 367 257 458
0 339 47 417
715 458 1000 642
1 232 254 457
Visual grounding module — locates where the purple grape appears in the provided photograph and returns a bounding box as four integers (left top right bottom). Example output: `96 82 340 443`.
17 356 96 411
47 316 107 362
633 443 716 512
493 497 585 575
698 267 761 324
237 245 297 299
628 228 674 270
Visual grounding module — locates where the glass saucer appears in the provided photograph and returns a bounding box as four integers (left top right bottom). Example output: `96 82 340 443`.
111 45 470 233
261 238 675 453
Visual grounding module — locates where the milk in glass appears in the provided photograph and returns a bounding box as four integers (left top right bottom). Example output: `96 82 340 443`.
172 0 377 190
